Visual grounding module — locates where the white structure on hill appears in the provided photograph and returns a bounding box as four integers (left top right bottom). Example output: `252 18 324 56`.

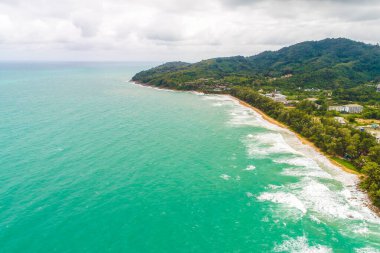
264 92 287 104
328 104 363 114
377 83 380 92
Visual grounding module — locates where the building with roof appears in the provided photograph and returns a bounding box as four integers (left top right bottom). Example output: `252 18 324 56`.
328 105 344 112
328 104 363 114
264 92 287 104
343 104 364 113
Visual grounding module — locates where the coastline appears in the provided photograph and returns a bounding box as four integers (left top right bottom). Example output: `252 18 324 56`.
227 95 361 176
228 94 380 217
131 81 379 216
132 81 359 175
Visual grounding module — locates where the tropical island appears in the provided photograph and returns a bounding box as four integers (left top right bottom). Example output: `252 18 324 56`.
132 38 380 209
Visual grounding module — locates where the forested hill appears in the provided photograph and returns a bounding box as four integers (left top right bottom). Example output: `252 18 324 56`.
132 38 380 90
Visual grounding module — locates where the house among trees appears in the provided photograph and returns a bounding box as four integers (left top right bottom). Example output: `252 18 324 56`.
377 83 380 92
328 104 363 113
264 91 288 104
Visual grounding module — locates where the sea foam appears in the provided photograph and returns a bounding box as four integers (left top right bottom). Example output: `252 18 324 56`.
274 236 332 253
220 174 231 180
257 192 307 214
245 165 256 171
245 133 300 157
355 247 380 253
217 93 380 225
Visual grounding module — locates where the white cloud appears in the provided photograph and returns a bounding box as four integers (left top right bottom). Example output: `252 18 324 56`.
0 0 379 61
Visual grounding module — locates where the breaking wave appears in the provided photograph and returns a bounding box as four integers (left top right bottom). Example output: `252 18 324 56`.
274 236 332 253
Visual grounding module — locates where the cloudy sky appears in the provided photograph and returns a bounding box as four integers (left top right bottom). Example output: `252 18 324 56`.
0 0 379 62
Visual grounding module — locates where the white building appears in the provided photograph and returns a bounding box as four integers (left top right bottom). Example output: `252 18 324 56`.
377 84 380 92
328 104 363 114
265 93 287 104
328 105 344 112
343 104 364 113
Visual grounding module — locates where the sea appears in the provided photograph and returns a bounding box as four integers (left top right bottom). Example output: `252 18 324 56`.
0 62 379 252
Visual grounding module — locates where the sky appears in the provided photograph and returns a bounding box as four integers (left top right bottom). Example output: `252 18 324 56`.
0 0 379 62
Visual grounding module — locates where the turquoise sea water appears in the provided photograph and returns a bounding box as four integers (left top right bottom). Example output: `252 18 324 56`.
0 62 380 252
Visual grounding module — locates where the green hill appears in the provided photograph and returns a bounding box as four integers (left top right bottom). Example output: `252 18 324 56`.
132 38 380 208
132 38 380 90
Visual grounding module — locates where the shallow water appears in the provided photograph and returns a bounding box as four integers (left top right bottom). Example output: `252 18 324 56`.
0 62 379 252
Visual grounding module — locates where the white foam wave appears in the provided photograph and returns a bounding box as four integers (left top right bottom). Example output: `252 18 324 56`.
309 215 321 224
275 157 320 168
245 165 256 171
282 167 333 179
220 174 231 180
261 178 379 223
202 95 235 102
245 133 300 157
246 192 254 198
277 156 333 179
355 247 380 253
274 236 332 253
208 95 380 226
268 184 282 190
224 96 282 130
353 225 369 235
257 192 307 214
299 179 365 220
212 102 224 107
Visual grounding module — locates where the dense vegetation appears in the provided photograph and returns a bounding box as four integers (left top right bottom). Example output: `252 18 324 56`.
133 38 380 92
132 38 380 207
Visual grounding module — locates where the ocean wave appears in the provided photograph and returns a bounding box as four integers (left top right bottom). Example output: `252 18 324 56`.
222 95 281 130
246 192 254 197
299 178 364 220
245 133 299 157
276 157 333 179
214 94 380 229
220 174 231 180
202 95 235 103
259 177 379 223
281 167 333 179
309 215 322 224
228 109 260 127
355 247 380 253
244 165 256 171
274 236 332 253
212 102 224 107
257 192 307 214
353 223 369 235
275 156 320 168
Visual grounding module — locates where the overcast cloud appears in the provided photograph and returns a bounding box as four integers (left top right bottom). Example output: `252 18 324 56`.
0 0 379 61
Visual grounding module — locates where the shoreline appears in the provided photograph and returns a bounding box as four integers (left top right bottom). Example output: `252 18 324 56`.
228 94 380 217
131 81 380 216
132 81 359 175
227 95 361 176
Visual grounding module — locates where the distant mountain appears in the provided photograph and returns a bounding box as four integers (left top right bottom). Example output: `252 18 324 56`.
132 38 380 90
